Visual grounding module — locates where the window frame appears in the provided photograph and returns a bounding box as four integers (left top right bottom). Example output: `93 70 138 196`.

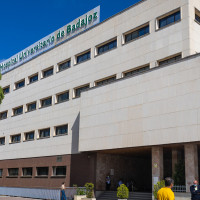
0 110 8 120
75 50 91 65
123 23 150 45
156 8 181 30
195 8 200 24
28 73 39 84
10 134 21 144
40 97 52 108
3 86 10 95
52 166 66 177
0 137 5 145
157 53 182 66
38 128 50 139
8 168 19 177
54 124 68 136
95 75 117 87
15 79 25 90
22 167 33 177
42 66 54 79
57 59 71 72
73 84 90 98
24 131 35 141
26 101 37 112
36 167 49 177
13 106 23 116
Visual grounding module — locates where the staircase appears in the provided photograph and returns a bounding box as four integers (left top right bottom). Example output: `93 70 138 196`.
97 191 152 200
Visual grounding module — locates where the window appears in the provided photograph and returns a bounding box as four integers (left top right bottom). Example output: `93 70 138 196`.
125 24 149 43
74 84 90 98
3 86 10 95
43 67 53 78
123 65 150 77
13 106 23 116
58 60 71 72
158 54 181 66
15 79 25 90
97 39 117 55
27 102 37 112
29 74 38 84
36 167 48 176
22 168 32 177
56 91 69 103
25 131 35 141
0 111 7 120
39 128 50 138
11 134 21 143
41 97 52 108
55 125 68 136
52 166 66 176
159 10 180 29
195 9 200 24
8 168 18 176
95 76 116 86
0 169 3 177
0 137 5 145
77 51 91 64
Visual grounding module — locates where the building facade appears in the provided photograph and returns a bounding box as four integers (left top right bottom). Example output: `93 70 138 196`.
1 0 200 195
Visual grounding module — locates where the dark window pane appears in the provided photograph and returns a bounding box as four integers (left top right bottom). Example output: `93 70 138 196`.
59 60 71 71
57 92 69 103
0 138 5 145
98 40 117 55
37 167 48 176
0 111 7 120
25 131 34 141
96 76 116 86
0 169 3 177
53 166 66 176
3 86 10 94
8 168 18 176
56 125 68 135
75 85 89 97
41 97 52 107
159 11 180 28
43 68 53 78
195 14 200 23
159 55 181 66
27 102 36 112
22 168 32 176
77 52 90 64
13 106 23 116
11 134 21 143
16 80 25 89
125 25 149 43
29 74 38 84
39 128 50 138
124 65 150 77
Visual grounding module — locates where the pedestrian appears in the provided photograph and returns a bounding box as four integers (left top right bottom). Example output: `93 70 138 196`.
190 180 200 200
106 175 111 190
157 177 175 200
61 182 67 200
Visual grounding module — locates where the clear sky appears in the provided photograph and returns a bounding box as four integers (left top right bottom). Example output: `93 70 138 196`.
0 0 141 61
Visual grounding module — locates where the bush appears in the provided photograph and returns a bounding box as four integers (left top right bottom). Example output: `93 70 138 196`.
117 184 129 199
173 160 185 185
153 180 165 199
77 187 86 195
84 183 94 198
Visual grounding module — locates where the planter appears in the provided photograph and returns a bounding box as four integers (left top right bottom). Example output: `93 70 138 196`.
82 198 96 200
74 195 87 200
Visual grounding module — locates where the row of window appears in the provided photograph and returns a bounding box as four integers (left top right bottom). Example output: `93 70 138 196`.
2 7 186 95
0 52 183 121
0 166 66 178
0 124 68 145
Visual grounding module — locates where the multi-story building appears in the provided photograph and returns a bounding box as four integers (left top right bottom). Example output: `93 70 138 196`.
1 0 200 198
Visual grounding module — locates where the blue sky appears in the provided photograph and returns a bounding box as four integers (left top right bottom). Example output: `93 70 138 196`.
0 0 140 61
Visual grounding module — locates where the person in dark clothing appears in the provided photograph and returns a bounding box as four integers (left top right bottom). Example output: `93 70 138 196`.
106 176 111 190
190 180 200 200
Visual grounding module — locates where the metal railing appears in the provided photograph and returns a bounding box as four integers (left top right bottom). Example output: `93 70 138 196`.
172 185 186 193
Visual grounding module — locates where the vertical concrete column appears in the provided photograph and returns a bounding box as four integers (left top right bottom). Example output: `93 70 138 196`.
152 147 163 188
172 149 178 176
117 35 122 47
185 144 199 192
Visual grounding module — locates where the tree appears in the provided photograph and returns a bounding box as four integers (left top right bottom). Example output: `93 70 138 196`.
0 73 4 104
173 160 185 185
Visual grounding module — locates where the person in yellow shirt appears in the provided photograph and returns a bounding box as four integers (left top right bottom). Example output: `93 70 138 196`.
157 177 175 200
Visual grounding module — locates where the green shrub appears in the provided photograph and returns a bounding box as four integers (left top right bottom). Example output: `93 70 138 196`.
84 183 94 198
117 184 129 199
153 180 165 199
173 160 185 185
76 187 86 195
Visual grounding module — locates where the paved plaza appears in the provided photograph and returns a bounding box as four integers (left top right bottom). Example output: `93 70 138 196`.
0 197 39 200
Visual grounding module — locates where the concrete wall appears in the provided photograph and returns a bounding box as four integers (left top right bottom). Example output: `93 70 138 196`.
79 55 200 151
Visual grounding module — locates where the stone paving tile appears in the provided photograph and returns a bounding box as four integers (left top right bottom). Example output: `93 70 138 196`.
0 197 40 200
